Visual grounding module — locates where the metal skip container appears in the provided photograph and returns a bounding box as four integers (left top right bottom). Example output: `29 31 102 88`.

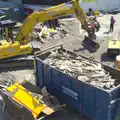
34 45 120 120
0 2 24 21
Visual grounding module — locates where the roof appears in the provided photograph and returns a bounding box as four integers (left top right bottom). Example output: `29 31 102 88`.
0 0 21 5
0 2 21 10
24 4 53 11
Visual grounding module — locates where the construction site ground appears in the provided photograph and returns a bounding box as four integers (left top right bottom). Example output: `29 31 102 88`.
1 13 120 120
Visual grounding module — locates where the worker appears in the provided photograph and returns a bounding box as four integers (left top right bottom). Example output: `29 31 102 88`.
110 16 115 32
89 8 93 16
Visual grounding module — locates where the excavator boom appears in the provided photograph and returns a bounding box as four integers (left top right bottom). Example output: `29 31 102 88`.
0 0 100 60
15 0 89 44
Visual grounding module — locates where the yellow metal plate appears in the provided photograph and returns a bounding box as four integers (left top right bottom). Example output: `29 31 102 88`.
108 40 120 49
48 28 55 33
6 83 45 119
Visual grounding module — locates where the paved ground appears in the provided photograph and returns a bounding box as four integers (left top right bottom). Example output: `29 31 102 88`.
0 13 120 120
42 13 120 66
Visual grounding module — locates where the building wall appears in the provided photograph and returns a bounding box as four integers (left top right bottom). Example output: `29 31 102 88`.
0 2 24 21
81 0 120 12
22 0 70 5
23 0 120 13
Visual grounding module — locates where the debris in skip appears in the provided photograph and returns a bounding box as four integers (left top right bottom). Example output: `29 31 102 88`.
44 50 117 90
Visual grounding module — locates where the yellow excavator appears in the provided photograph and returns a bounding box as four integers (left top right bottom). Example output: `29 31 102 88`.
0 0 100 59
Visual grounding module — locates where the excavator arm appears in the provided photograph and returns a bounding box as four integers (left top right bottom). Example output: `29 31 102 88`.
0 0 100 59
15 0 91 45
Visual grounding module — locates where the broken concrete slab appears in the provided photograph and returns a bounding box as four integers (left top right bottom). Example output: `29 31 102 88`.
44 50 117 90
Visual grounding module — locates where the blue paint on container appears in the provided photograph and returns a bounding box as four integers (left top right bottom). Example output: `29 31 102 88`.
34 47 120 120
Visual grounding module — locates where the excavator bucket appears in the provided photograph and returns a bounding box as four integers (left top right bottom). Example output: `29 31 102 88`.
81 36 100 52
0 83 45 120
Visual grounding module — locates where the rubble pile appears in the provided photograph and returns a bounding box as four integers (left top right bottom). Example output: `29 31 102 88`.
0 72 14 87
44 50 118 90
32 21 68 43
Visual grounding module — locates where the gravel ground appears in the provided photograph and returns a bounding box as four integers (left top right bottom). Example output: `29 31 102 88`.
0 69 35 85
1 13 120 120
41 13 120 66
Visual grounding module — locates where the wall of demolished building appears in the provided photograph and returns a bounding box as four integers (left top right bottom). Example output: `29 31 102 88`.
81 0 120 12
23 0 120 13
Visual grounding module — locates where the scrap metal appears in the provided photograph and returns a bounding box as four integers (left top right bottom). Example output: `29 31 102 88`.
44 50 117 90
0 83 45 120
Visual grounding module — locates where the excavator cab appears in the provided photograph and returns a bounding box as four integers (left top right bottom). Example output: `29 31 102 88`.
0 20 17 41
0 19 32 59
0 20 20 45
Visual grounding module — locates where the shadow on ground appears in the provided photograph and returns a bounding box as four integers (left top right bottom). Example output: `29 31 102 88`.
0 67 33 73
103 30 111 34
21 80 41 94
41 107 88 120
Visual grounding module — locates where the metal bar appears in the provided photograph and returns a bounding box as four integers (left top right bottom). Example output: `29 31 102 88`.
34 44 63 56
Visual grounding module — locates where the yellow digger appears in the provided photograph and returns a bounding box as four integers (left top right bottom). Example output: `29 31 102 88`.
0 0 100 59
107 40 120 57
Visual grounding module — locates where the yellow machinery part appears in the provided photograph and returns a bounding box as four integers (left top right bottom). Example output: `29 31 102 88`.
5 27 9 38
93 11 100 16
20 44 32 51
3 41 21 56
0 41 32 59
0 44 4 57
48 28 55 33
6 83 45 119
108 40 120 49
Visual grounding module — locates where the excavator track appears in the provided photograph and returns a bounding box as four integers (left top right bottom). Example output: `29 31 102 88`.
0 55 34 69
0 46 41 70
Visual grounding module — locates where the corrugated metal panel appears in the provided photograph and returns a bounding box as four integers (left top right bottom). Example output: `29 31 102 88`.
42 108 82 120
22 0 120 12
6 5 24 21
0 2 24 21
22 0 70 5
0 2 16 9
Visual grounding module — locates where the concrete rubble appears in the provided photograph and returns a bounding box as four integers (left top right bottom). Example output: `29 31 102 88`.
0 73 14 88
31 21 68 44
44 50 118 90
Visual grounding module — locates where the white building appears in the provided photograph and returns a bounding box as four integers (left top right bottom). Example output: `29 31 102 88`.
81 0 120 12
1 0 120 13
